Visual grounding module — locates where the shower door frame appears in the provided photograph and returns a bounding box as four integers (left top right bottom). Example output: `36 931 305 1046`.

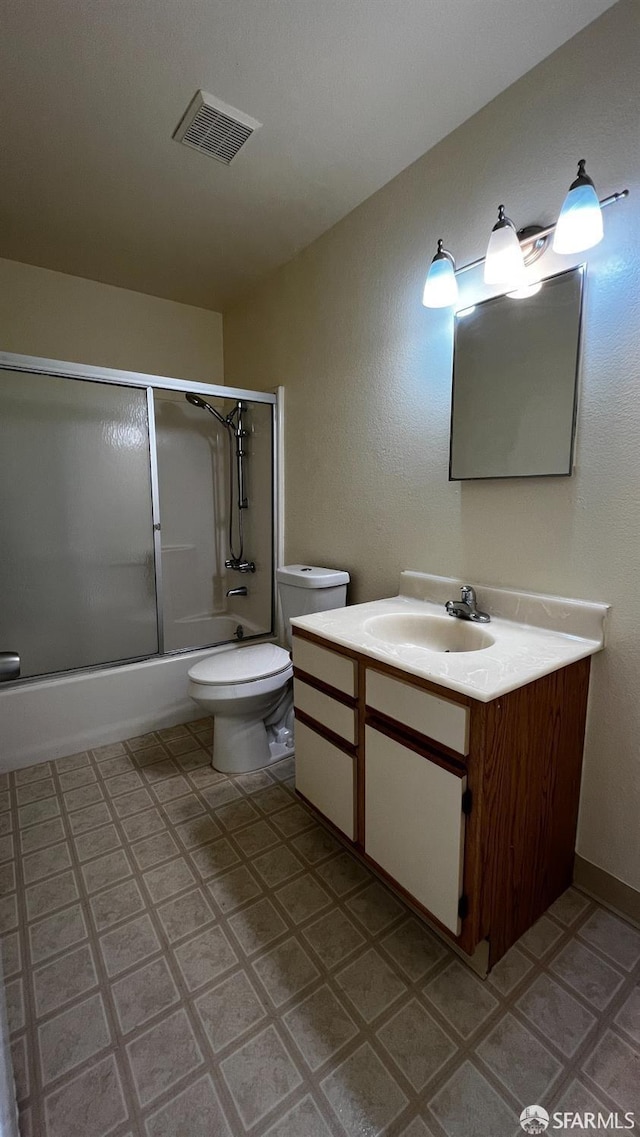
0 351 278 681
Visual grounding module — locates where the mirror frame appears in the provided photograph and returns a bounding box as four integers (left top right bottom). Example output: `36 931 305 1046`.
448 264 585 481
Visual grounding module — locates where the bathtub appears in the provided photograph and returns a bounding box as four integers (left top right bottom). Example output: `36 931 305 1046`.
0 633 273 773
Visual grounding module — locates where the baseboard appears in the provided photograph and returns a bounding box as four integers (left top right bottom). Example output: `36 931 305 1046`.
574 854 640 929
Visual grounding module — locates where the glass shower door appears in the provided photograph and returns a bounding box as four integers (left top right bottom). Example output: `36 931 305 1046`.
0 369 158 678
154 390 274 651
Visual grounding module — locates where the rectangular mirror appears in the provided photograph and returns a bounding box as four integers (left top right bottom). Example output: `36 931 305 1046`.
449 265 584 480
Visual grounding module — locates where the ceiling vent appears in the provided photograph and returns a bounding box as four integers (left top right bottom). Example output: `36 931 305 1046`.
173 90 262 165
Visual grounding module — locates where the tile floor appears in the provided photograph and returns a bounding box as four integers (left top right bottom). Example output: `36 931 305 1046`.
1 717 639 1137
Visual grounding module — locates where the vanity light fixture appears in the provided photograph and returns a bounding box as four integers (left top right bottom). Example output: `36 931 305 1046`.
422 239 459 308
553 159 603 255
483 205 526 286
421 162 628 309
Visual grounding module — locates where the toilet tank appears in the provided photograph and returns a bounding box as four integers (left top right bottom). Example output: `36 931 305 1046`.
276 565 350 646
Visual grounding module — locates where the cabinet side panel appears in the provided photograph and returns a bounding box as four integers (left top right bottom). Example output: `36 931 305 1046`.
480 658 591 964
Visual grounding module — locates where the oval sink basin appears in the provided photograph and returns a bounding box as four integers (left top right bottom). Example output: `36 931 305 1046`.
364 612 495 653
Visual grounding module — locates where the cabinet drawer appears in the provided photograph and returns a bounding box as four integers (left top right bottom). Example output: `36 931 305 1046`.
365 726 466 934
294 679 356 744
366 669 469 756
292 636 356 697
295 721 355 839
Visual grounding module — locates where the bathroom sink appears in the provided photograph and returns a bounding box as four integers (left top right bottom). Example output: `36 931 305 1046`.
364 612 495 653
291 572 608 700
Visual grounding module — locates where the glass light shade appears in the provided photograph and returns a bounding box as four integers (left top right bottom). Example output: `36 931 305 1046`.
484 207 526 286
422 241 458 308
553 175 603 255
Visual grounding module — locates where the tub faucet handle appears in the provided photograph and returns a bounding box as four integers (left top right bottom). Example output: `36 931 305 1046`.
225 558 256 573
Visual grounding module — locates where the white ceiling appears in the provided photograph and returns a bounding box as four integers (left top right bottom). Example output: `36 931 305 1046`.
0 0 617 311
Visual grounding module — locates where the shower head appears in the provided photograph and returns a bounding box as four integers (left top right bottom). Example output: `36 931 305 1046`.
185 393 208 409
184 392 228 427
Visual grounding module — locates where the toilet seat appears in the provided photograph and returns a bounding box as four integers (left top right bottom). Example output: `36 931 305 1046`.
188 643 291 686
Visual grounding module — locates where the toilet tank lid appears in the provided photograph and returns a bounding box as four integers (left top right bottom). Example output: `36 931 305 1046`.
276 565 350 589
188 643 291 684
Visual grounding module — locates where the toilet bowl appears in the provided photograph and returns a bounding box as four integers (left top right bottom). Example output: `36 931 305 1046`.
188 643 294 774
188 564 350 773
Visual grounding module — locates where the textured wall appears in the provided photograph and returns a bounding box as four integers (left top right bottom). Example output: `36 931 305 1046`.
0 258 223 383
224 1 640 890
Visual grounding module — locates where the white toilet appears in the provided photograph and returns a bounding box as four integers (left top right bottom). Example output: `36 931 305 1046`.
187 565 349 773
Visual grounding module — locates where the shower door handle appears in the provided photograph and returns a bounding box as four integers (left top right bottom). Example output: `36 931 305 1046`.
0 652 20 681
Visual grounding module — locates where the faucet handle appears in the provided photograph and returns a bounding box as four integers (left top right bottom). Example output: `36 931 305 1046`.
460 585 476 605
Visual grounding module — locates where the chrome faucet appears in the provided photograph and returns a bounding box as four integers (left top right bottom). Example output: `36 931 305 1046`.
226 586 248 598
445 585 491 623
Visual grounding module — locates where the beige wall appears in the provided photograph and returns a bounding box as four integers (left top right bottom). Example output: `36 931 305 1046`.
0 258 223 383
225 1 640 891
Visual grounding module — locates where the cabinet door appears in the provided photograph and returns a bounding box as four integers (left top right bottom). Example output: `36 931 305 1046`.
295 721 355 839
365 727 466 934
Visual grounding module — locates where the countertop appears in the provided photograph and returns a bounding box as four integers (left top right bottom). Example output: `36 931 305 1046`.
290 572 609 702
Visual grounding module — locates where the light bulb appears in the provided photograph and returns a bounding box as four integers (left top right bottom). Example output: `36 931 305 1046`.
553 160 603 254
484 205 526 287
422 240 458 308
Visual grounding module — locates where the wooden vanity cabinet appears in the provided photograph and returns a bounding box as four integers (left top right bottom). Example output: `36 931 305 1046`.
292 626 591 969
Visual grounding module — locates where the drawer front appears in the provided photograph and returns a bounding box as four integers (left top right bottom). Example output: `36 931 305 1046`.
365 726 465 934
294 679 356 744
366 669 469 756
295 721 354 839
292 636 356 697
